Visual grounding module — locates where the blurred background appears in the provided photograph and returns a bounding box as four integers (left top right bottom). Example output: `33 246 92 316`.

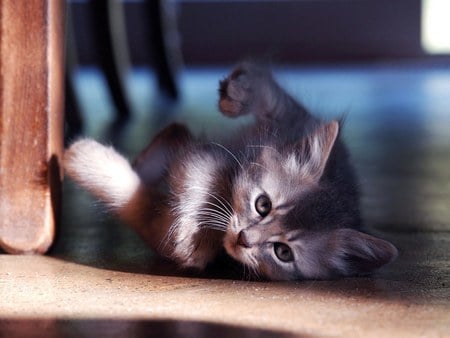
70 0 449 66
65 0 450 140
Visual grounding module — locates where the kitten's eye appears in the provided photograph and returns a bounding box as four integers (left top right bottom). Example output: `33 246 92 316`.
274 243 294 262
255 194 272 217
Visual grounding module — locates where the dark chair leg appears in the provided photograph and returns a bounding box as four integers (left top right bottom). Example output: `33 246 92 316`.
64 2 84 139
91 0 132 120
145 0 181 100
64 72 83 143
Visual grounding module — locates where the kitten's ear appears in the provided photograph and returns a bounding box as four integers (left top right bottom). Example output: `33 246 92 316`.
322 228 398 277
133 123 193 184
298 120 339 181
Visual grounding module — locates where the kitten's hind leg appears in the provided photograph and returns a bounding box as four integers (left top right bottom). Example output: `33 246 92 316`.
133 123 193 184
64 138 176 257
64 139 141 211
219 62 310 123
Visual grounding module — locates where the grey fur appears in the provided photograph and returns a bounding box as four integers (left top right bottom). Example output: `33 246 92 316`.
65 62 398 280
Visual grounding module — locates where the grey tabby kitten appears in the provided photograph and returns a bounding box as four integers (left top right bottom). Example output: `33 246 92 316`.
65 62 397 280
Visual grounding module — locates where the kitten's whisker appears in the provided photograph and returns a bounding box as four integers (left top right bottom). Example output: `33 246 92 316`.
197 221 227 232
210 142 244 171
201 223 227 232
202 201 233 219
197 212 230 225
188 186 235 216
197 208 228 217
202 200 232 215
242 263 249 281
193 186 235 214
246 144 282 157
197 210 229 220
251 266 260 280
204 191 235 214
247 256 261 280
198 205 231 217
250 162 269 171
202 225 226 232
198 213 228 226
159 222 179 253
196 211 229 224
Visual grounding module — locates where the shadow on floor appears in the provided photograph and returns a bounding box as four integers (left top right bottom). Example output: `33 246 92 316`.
0 319 300 338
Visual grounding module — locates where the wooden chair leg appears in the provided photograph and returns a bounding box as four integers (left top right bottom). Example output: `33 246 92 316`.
0 1 65 254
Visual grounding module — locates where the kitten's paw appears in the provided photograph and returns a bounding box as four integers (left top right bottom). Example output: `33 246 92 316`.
219 62 274 118
219 67 251 117
219 62 270 118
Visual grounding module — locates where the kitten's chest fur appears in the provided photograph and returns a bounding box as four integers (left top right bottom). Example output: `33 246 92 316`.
168 146 235 269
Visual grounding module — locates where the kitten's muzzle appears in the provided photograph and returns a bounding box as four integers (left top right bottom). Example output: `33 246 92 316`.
237 230 251 248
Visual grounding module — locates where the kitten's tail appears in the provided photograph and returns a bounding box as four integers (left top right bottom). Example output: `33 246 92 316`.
64 139 141 212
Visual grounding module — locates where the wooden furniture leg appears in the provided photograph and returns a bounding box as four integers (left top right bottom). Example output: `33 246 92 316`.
0 1 65 254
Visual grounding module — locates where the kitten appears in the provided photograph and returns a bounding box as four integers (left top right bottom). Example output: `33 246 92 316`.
64 62 397 280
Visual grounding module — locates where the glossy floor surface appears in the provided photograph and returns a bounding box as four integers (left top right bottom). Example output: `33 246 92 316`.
1 64 450 337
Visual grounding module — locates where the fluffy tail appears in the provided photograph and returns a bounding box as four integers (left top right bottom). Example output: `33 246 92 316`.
64 139 141 212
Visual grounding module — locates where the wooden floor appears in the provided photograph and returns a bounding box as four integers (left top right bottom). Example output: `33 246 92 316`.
1 64 449 337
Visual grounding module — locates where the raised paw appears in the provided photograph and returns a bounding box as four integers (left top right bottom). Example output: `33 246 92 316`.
219 62 271 116
218 62 276 119
218 67 252 117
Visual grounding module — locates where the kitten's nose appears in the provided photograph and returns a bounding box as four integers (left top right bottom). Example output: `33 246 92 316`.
237 230 251 248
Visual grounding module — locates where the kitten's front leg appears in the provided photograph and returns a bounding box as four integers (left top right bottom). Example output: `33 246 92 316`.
170 226 224 270
219 62 310 122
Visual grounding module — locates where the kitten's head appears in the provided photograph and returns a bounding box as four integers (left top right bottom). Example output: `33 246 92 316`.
224 121 397 280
